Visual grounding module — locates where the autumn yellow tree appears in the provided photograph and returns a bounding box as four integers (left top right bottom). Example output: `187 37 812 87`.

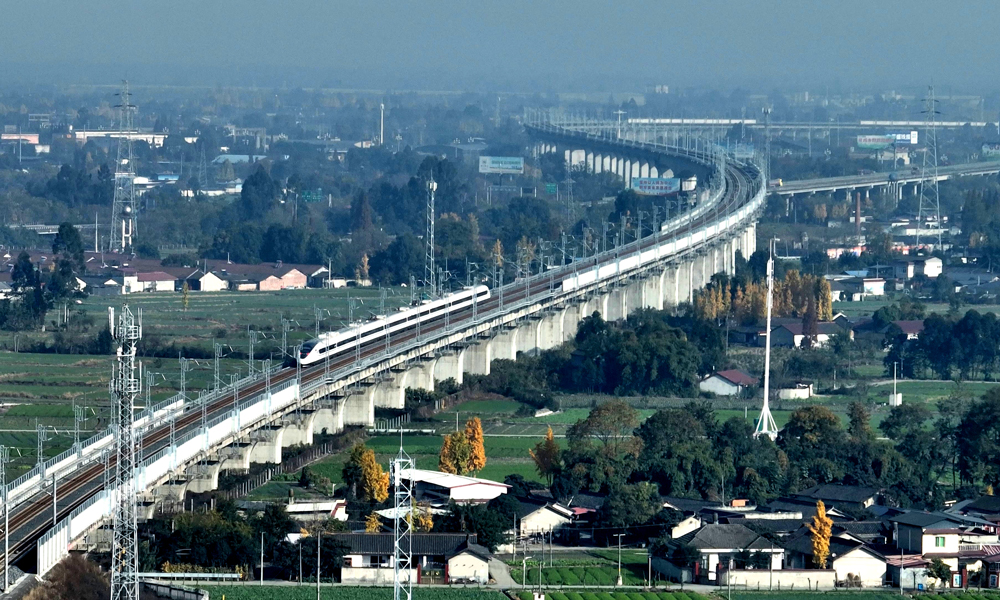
816 278 833 321
438 434 457 474
365 512 382 533
355 253 370 282
450 431 472 475
529 426 561 483
807 500 833 568
358 445 389 503
408 503 434 532
465 417 486 474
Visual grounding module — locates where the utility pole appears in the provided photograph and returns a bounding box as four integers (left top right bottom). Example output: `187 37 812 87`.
1 445 8 592
614 532 625 586
248 327 258 376
179 355 191 401
110 81 137 254
110 306 141 600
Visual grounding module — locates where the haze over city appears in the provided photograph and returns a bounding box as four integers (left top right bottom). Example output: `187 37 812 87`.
2 1 999 90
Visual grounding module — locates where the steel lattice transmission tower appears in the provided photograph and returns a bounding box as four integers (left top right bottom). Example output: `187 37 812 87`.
916 86 942 248
754 241 778 440
110 81 138 254
391 441 413 600
109 305 142 600
425 178 437 298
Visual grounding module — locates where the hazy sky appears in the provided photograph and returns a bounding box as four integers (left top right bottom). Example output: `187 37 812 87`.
2 0 998 92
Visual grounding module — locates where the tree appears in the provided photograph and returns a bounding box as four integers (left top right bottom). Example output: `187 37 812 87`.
925 557 952 585
439 434 457 474
52 222 85 272
465 417 486 474
344 443 388 503
449 431 472 475
847 402 873 441
239 166 280 220
408 504 434 532
365 512 382 533
11 251 38 291
807 500 833 568
181 281 190 311
529 426 561 483
359 447 390 503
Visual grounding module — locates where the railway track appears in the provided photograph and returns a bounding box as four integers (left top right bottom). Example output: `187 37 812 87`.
3 144 760 576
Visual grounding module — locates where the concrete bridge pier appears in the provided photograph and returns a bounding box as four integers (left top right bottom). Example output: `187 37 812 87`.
372 370 407 409
603 155 612 173
216 442 252 473
433 350 465 385
185 461 222 494
537 312 564 351
594 153 603 174
493 326 519 360
464 337 493 375
605 285 627 321
642 273 663 310
314 398 345 435
248 426 285 465
625 279 644 315
343 385 375 426
282 411 317 447
640 162 650 178
516 318 541 355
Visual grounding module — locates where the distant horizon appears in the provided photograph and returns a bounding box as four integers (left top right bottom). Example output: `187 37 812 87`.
2 1 999 96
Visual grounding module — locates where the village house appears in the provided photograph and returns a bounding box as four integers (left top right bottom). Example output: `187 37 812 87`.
333 533 491 585
699 369 758 396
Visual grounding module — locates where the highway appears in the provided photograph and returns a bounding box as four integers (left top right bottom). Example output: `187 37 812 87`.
2 133 761 578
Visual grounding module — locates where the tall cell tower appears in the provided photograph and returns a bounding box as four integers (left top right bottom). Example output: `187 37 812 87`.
391 440 413 600
110 81 137 255
425 178 437 298
754 241 778 440
109 305 141 600
916 86 941 248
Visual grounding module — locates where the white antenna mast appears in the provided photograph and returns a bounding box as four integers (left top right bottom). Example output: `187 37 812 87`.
754 239 778 440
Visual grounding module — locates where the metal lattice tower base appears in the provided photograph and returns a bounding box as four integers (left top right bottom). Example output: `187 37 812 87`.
110 305 142 600
425 179 437 298
392 442 413 600
916 86 941 248
109 80 137 254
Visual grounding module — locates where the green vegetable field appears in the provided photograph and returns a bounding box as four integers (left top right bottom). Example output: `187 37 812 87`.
205 585 504 600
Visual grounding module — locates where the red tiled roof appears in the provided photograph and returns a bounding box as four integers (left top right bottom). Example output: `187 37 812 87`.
715 369 759 387
137 271 176 282
892 320 924 335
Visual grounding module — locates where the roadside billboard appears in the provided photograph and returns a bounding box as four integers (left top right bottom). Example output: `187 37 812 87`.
889 131 919 145
630 177 681 196
856 135 895 149
479 156 524 174
983 143 1000 157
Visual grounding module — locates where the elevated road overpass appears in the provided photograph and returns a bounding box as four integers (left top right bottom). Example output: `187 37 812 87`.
1 121 766 587
770 161 1000 198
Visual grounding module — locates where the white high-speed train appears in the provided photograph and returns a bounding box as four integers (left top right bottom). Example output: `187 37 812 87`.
297 285 491 366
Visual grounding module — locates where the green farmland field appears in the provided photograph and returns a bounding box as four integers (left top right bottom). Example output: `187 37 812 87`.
203 586 504 600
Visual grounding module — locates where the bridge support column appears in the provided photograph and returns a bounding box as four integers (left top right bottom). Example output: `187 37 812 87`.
282 411 317 447
248 426 284 464
624 280 643 317
373 371 407 409
642 274 663 310
537 312 564 351
516 319 542 355
464 338 493 375
594 153 603 174
314 399 345 435
434 351 464 385
603 155 611 173
216 442 252 473
586 152 595 173
404 360 436 393
606 286 626 321
565 149 571 166
185 461 222 494
640 162 650 178
494 327 519 360
343 386 375 426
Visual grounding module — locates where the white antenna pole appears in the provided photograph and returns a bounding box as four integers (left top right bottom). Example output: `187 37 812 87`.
755 239 778 439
